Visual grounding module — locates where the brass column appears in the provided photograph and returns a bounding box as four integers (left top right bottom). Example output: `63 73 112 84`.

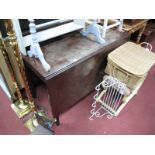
3 19 38 131
0 32 34 116
4 19 35 110
1 19 55 132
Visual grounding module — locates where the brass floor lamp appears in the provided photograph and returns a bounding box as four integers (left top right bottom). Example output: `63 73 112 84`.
0 19 55 133
0 32 33 116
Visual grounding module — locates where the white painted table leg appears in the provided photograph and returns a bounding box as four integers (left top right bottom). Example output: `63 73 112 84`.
28 19 51 72
102 19 108 38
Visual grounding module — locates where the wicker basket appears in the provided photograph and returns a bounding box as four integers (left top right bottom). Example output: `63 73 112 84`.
105 42 155 90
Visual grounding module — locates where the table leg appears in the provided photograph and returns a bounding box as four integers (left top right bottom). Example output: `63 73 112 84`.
136 23 147 44
47 86 61 126
55 116 60 126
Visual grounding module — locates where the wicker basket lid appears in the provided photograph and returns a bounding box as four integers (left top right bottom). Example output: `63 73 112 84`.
108 42 155 76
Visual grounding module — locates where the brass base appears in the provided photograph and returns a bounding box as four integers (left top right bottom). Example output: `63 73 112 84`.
11 100 32 118
25 111 56 132
24 115 38 132
36 110 57 122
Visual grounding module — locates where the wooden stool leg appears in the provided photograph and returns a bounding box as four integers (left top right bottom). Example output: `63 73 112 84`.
136 23 147 44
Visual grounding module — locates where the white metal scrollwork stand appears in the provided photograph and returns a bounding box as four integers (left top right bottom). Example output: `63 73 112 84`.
89 81 110 120
27 19 51 72
89 75 128 120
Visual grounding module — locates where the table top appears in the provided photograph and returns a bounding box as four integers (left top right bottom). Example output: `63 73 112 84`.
23 30 129 81
123 19 148 32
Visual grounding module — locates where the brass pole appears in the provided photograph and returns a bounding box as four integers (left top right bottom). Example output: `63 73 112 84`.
0 32 24 105
3 19 55 132
0 31 33 118
4 19 35 111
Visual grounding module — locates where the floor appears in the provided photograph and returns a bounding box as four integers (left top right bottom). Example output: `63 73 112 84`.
0 32 155 135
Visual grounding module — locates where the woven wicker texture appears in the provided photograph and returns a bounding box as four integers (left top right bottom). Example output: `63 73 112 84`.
108 42 155 76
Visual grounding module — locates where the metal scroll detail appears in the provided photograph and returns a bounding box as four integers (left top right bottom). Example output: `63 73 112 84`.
89 82 109 120
89 75 128 120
